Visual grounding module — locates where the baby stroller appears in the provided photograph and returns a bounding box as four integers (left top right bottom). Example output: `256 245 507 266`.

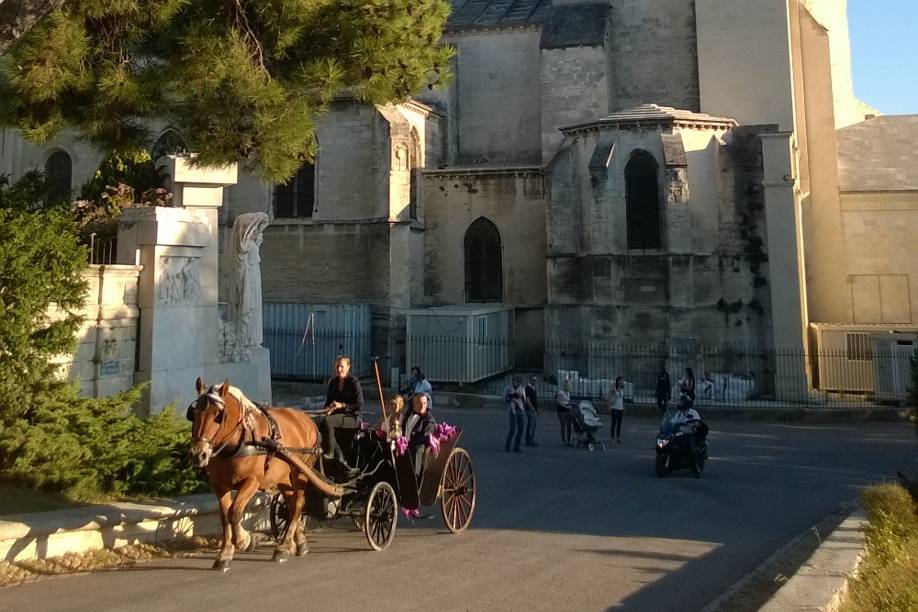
571 400 606 451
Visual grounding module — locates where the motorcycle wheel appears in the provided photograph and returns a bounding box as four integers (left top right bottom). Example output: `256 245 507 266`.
655 454 668 478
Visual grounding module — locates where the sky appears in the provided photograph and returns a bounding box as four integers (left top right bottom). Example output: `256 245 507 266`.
848 1 918 115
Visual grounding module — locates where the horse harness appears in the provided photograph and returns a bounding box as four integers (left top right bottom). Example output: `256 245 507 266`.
196 391 322 466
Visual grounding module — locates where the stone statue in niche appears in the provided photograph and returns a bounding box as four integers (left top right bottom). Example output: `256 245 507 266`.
394 145 408 171
227 212 270 360
667 168 690 205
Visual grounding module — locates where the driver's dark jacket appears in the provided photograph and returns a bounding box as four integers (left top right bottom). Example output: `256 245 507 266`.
324 374 364 416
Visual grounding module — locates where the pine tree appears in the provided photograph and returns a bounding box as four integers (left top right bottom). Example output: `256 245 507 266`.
0 0 453 182
0 181 88 422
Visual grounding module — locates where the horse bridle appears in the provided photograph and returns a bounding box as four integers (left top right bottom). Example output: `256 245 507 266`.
191 389 245 455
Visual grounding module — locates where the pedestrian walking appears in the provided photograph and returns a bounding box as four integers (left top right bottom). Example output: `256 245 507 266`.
503 376 527 453
607 376 625 443
524 375 540 447
555 377 573 446
655 362 671 413
680 367 696 403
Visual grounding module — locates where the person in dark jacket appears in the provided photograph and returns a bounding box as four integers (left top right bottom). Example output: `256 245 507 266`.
524 375 540 447
322 355 364 468
655 363 672 414
401 393 437 477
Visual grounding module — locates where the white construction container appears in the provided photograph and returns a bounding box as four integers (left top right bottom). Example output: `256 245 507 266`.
873 335 918 402
810 323 918 393
407 305 513 383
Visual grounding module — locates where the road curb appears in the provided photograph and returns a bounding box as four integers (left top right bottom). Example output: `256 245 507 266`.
0 493 270 563
702 502 866 612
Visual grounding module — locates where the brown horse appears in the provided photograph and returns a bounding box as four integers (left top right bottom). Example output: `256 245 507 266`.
189 377 331 571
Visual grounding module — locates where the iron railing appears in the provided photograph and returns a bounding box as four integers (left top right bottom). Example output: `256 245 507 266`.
264 328 917 408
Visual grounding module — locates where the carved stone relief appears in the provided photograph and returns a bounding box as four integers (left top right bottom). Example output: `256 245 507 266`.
158 256 200 306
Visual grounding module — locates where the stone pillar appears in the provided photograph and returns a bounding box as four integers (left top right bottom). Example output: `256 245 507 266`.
760 132 810 399
118 157 268 415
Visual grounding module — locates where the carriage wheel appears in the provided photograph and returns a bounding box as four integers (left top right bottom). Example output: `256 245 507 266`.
269 492 289 543
364 481 397 551
440 447 476 534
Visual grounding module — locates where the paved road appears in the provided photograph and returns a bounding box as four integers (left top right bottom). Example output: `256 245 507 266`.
0 409 913 612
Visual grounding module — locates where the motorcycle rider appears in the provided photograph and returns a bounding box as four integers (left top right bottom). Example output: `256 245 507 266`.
669 395 703 476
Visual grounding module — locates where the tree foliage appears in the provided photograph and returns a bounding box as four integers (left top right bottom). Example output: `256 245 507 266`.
0 183 88 414
0 174 202 500
0 0 453 182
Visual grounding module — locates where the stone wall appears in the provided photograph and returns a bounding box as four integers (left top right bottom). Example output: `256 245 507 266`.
840 191 918 324
540 44 609 164
546 120 775 377
419 168 547 309
696 0 795 130
449 29 543 165
608 0 700 113
53 265 142 398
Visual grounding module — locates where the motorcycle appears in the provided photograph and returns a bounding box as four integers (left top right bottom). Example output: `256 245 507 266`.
655 411 708 478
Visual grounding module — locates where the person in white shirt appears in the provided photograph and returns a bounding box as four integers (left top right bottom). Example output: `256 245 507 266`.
503 376 526 453
606 376 625 443
555 378 573 446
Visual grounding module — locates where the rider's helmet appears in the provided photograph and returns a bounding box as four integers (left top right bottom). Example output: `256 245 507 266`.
678 394 693 410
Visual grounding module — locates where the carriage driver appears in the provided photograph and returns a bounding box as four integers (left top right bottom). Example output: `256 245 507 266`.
322 355 364 470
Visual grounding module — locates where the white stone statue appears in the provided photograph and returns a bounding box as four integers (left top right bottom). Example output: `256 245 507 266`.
227 212 269 358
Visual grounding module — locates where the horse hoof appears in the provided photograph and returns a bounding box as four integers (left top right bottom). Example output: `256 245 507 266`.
296 543 309 557
244 537 257 553
272 550 289 563
213 559 232 572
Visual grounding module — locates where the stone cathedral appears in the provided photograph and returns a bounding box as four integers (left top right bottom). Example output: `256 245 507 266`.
3 0 917 396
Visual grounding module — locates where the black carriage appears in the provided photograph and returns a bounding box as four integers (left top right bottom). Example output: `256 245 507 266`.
270 421 476 551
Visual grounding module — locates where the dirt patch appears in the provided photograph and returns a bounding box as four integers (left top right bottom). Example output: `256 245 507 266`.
0 537 221 589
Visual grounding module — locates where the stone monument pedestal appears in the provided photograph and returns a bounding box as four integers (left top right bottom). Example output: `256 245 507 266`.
118 156 271 415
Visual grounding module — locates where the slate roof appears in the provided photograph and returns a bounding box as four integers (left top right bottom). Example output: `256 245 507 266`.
836 115 918 192
447 0 553 31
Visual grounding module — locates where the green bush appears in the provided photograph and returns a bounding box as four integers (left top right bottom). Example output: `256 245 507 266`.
0 174 202 501
843 483 918 611
0 384 203 500
0 193 88 419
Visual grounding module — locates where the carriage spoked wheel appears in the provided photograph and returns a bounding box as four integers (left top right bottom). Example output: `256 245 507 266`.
269 492 289 543
440 447 476 534
270 492 314 543
364 481 398 551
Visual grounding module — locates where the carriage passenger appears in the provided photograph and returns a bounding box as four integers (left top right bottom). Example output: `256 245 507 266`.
381 395 406 439
322 355 364 470
401 393 437 478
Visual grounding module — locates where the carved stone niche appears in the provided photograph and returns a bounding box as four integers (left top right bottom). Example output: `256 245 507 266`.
661 133 690 206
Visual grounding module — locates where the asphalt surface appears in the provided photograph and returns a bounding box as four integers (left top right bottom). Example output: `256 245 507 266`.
0 408 913 612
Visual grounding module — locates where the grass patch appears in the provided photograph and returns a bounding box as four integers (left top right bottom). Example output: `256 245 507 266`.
841 483 918 611
0 483 86 516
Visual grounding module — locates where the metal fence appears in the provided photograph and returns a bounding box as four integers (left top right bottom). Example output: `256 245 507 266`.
452 337 916 409
263 303 372 380
262 325 916 408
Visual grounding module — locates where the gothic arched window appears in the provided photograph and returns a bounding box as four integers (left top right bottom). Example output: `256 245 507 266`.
274 161 315 218
464 217 502 302
151 130 187 160
625 150 662 250
44 150 72 203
